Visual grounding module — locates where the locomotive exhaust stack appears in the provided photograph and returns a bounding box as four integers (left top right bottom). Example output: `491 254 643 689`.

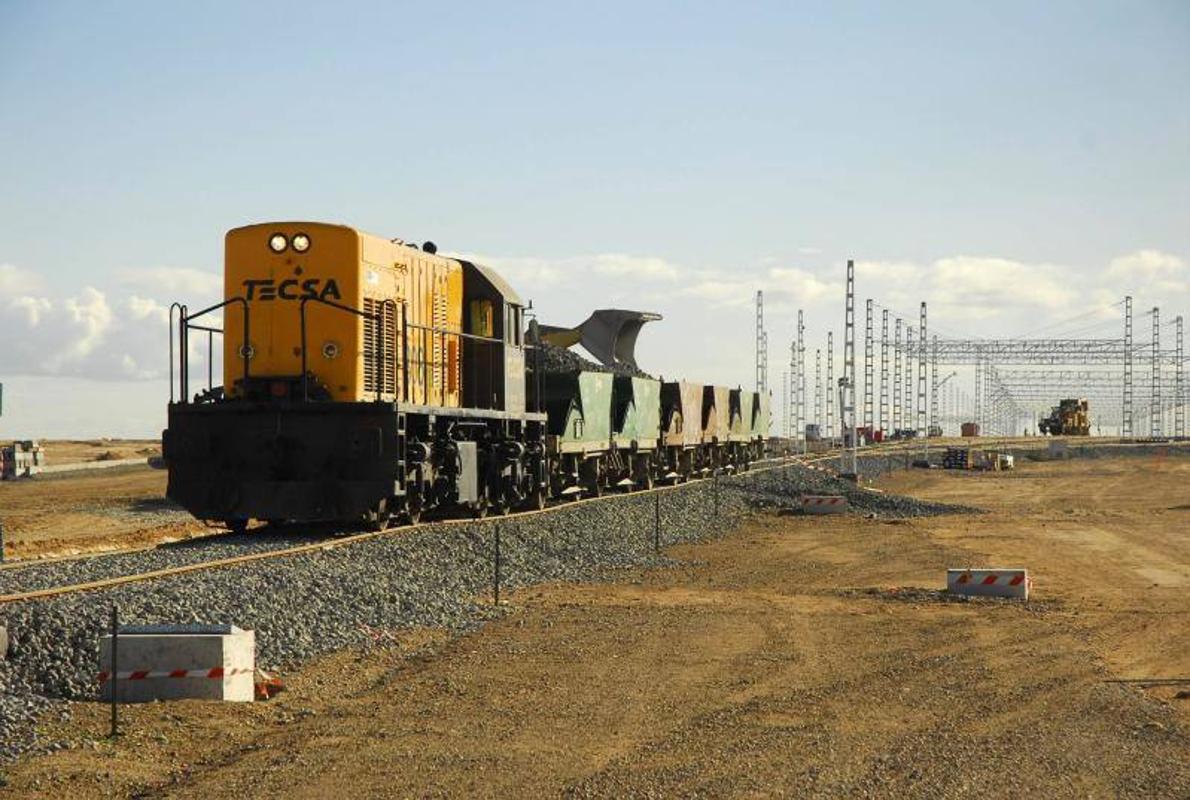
537 309 662 370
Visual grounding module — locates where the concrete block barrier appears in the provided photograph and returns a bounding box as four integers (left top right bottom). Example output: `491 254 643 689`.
99 624 255 702
801 495 848 514
947 568 1030 600
39 457 149 475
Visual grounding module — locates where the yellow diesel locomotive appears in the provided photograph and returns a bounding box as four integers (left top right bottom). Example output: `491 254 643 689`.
165 222 545 529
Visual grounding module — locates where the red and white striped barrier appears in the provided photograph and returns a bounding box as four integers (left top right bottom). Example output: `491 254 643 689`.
801 495 848 514
947 568 1030 600
97 666 252 682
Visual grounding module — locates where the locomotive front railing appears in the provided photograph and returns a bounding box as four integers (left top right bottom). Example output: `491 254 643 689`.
170 296 249 404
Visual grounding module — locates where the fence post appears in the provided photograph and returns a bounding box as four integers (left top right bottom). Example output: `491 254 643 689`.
493 525 501 606
109 604 119 738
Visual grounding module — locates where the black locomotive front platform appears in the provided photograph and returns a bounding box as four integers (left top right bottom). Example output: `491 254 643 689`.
165 401 404 526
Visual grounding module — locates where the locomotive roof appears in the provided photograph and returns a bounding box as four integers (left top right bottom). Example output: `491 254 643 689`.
228 221 524 305
457 258 524 307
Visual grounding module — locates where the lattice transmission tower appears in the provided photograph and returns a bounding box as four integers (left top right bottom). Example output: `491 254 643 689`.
755 291 767 393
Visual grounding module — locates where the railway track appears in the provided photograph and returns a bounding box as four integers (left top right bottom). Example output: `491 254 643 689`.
0 456 809 606
1 436 1175 606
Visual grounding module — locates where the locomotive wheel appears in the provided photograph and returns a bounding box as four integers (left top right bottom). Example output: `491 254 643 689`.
526 486 547 511
225 519 249 535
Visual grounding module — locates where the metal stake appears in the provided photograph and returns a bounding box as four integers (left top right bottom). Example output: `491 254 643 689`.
493 525 501 606
109 604 119 738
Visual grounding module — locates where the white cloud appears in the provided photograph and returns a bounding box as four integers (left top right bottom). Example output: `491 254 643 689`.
126 294 171 323
118 266 221 297
50 287 114 368
6 295 52 326
854 259 923 284
932 255 1077 312
679 265 839 311
1105 250 1189 297
589 254 682 280
457 252 685 289
0 265 220 383
0 263 43 295
767 267 839 304
681 279 754 307
1107 249 1185 281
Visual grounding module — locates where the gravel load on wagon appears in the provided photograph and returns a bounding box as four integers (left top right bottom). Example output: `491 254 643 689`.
533 341 654 378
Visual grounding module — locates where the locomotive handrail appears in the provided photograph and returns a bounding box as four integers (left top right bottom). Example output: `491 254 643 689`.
299 295 389 403
401 300 409 403
168 302 185 404
173 296 249 404
189 324 222 393
403 319 525 409
402 320 502 344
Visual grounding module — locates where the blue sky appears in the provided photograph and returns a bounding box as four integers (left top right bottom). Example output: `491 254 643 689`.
1 1 1188 437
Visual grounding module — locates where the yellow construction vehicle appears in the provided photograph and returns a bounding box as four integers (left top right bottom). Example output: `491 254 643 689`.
1039 398 1090 436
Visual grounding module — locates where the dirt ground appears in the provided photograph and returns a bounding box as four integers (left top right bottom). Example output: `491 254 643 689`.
0 440 205 560
4 455 1188 797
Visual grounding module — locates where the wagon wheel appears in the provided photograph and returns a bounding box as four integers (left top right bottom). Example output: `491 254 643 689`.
471 484 490 519
403 492 423 525
493 478 513 516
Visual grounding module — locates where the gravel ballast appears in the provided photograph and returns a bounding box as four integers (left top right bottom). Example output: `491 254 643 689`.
0 463 966 761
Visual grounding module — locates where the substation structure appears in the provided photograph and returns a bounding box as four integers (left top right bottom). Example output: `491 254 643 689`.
759 287 1187 443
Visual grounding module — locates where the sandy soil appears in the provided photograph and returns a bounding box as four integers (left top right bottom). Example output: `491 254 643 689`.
0 441 204 560
4 456 1188 797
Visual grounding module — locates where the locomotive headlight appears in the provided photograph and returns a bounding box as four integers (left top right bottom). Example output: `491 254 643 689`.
292 233 310 253
268 233 288 253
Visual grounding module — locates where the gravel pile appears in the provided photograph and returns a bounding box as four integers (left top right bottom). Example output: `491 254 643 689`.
741 462 977 517
0 464 966 761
